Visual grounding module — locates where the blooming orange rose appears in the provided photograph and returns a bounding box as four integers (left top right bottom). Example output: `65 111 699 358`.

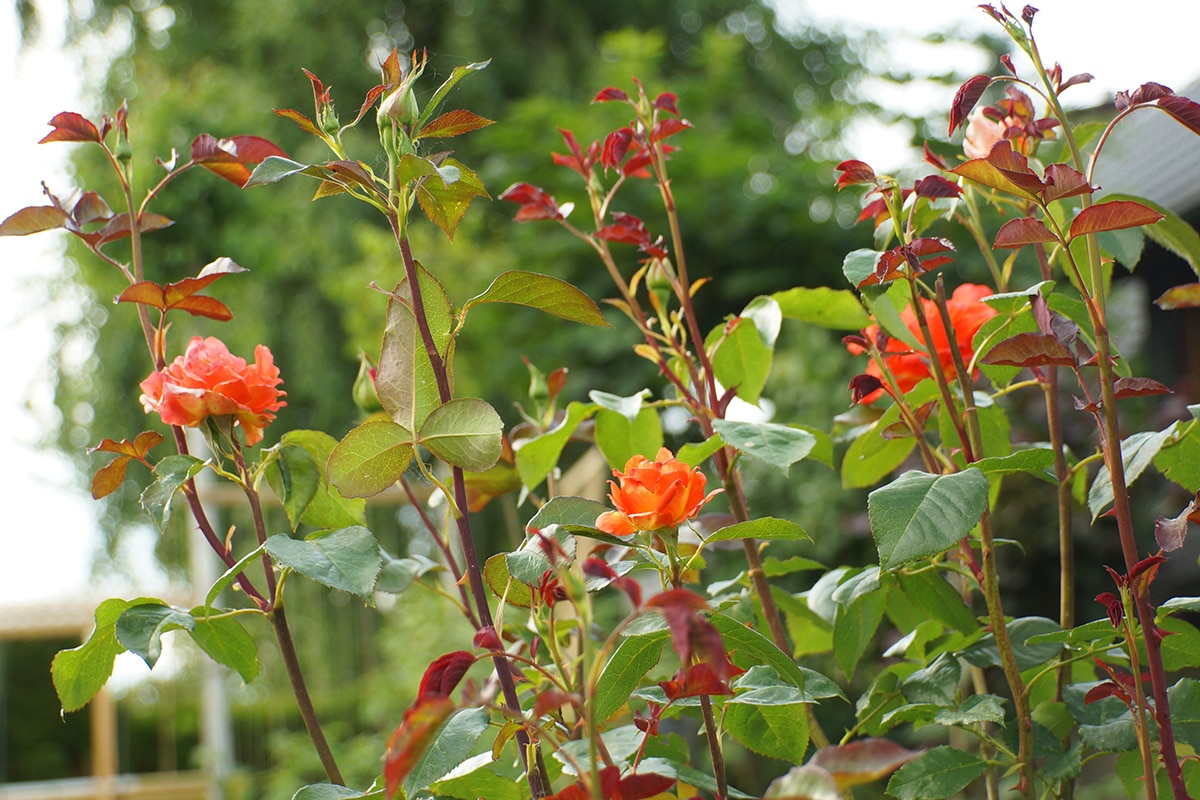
847 283 997 404
596 447 720 537
139 336 286 445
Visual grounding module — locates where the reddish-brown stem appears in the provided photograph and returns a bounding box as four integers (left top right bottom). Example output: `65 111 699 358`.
232 442 278 605
394 226 549 798
400 477 478 629
271 606 344 785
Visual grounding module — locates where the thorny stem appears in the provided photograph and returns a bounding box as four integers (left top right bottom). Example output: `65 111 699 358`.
399 477 478 629
394 228 550 798
233 442 278 604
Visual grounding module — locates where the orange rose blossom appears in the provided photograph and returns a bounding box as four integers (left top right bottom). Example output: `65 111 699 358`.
139 336 287 446
596 447 721 537
846 283 997 404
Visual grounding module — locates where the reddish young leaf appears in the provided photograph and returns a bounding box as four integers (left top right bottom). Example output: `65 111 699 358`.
1113 377 1172 399
71 191 113 227
1041 163 1094 203
659 661 738 700
1068 200 1163 241
1095 591 1124 628
1158 94 1200 137
473 625 502 650
594 87 631 103
96 212 175 245
0 205 70 237
418 110 496 139
993 217 1058 249
533 688 574 717
835 160 876 190
91 430 165 459
913 175 962 199
979 332 1076 368
383 696 455 800
650 117 692 142
601 127 634 170
191 134 289 188
499 182 565 222
950 140 1044 201
616 771 676 800
809 739 922 789
1059 72 1094 92
273 108 323 137
1155 282 1200 310
653 92 679 115
1129 81 1175 105
416 650 475 702
117 257 244 320
1084 681 1131 707
849 374 885 404
552 128 599 179
923 142 950 170
948 74 991 135
40 111 102 144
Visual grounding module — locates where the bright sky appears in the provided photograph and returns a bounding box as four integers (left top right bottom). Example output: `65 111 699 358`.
2 0 1200 608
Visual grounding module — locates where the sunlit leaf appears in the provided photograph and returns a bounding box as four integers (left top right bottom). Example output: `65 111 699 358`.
418 397 503 472
115 603 194 669
1068 200 1163 241
40 111 102 143
464 270 609 326
327 419 414 498
712 420 816 475
417 109 496 139
1156 282 1200 309
0 205 70 236
993 217 1057 249
416 157 488 240
773 286 871 330
705 517 808 543
52 598 138 712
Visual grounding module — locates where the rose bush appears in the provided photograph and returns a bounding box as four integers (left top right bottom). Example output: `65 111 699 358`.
139 336 286 445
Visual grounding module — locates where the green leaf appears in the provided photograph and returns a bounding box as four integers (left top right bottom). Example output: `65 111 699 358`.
521 496 628 546
710 314 773 405
863 281 922 348
1087 426 1175 520
1154 420 1200 492
1159 617 1200 671
376 267 453 434
464 271 610 327
404 707 490 795
419 397 503 472
376 553 441 595
961 617 1063 672
897 570 978 634
1168 678 1200 751
1098 227 1145 271
327 419 414 498
705 517 808 544
483 553 532 608
431 754 525 800
933 694 1007 728
711 612 807 698
724 701 809 763
833 580 886 679
416 158 488 240
677 435 725 467
514 401 595 490
265 527 382 602
712 419 816 475
594 406 663 470
593 631 669 724
589 389 650 421
505 527 576 585
263 444 321 530
116 603 195 669
276 430 365 529
773 286 871 330
52 598 137 712
1102 193 1200 277
902 653 962 706
841 383 937 488
973 445 1056 481
205 545 266 609
188 607 259 682
843 248 881 288
868 469 988 570
886 746 985 800
243 156 324 187
140 454 206 530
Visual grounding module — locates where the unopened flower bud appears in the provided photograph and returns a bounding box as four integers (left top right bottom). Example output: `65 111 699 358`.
352 353 384 414
378 84 420 128
646 257 676 308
